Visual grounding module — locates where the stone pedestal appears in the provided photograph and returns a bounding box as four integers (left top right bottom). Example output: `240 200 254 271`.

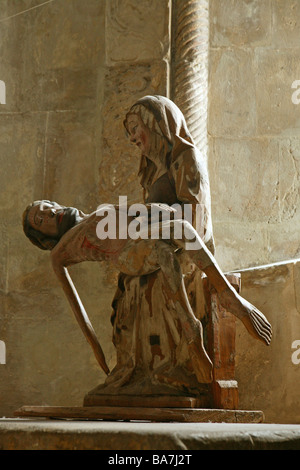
82 273 241 413
15 272 260 423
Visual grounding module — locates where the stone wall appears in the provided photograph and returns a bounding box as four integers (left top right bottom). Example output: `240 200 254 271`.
208 0 300 272
0 0 107 417
0 0 299 424
0 0 170 417
236 259 300 424
209 0 300 424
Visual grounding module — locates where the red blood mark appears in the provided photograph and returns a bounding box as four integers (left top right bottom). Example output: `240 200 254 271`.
58 213 64 224
81 236 120 255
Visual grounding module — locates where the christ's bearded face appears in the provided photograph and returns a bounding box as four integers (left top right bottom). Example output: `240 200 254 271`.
25 200 80 250
27 201 65 237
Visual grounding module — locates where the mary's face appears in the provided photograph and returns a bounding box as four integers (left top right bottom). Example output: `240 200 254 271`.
126 114 151 156
28 201 65 237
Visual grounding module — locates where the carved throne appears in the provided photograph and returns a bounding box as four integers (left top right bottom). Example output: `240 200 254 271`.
202 273 240 410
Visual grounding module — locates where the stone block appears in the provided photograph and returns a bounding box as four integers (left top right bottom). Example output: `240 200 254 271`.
0 266 113 416
41 110 100 211
277 137 300 222
1 1 47 19
0 0 105 113
255 48 300 136
266 219 300 266
0 113 46 215
272 0 300 48
210 0 272 47
212 216 300 274
25 68 99 112
212 221 270 272
21 0 104 70
208 48 256 137
99 61 169 204
0 111 115 420
1 222 116 418
209 137 279 224
105 0 170 64
236 260 300 424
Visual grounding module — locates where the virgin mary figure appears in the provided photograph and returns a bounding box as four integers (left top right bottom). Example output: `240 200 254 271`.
86 96 216 403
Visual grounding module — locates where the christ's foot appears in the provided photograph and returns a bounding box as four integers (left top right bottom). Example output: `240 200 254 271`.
218 289 272 346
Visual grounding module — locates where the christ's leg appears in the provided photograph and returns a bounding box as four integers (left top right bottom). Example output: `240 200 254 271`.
153 241 213 384
170 220 272 346
116 237 213 383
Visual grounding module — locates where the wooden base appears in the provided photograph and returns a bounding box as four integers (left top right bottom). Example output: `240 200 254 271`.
83 394 208 408
14 405 264 423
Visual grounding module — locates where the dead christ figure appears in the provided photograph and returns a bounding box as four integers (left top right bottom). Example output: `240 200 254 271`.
22 200 272 384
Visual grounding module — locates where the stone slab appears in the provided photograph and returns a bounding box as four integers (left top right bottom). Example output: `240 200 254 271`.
1 418 300 450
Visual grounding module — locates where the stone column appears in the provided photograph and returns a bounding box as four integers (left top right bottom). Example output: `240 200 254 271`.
172 2 240 410
171 0 209 158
